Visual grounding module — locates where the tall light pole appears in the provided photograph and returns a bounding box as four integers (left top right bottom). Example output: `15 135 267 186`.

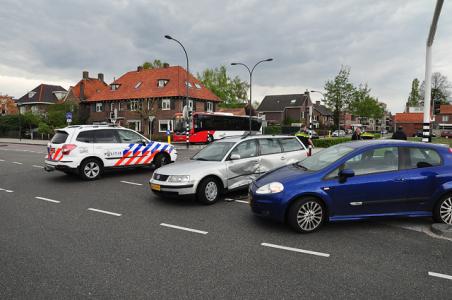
422 0 444 143
165 35 190 148
231 58 273 134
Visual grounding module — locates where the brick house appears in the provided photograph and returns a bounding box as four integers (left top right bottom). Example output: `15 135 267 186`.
83 65 221 139
0 95 18 115
393 113 423 137
66 71 108 104
312 101 333 128
16 84 67 115
435 104 452 130
257 92 312 125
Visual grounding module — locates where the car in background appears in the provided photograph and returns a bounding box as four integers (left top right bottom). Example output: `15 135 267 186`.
332 130 346 137
361 131 375 139
150 135 307 204
441 130 452 138
250 140 452 233
44 125 177 180
414 130 436 138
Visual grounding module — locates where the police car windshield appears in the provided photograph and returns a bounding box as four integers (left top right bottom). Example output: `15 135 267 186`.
298 144 354 171
192 142 235 161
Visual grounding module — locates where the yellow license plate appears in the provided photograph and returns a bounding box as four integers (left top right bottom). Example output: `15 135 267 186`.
150 183 161 191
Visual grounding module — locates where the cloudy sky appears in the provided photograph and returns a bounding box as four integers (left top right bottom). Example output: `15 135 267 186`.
0 0 450 112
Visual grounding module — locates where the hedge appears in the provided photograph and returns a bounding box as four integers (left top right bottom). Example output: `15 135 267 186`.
312 137 351 148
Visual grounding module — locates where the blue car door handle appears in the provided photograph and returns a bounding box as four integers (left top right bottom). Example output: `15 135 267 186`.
393 178 405 182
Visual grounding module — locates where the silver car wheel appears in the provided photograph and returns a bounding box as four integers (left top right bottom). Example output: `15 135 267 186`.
84 162 100 179
440 197 452 224
205 181 218 202
296 201 323 231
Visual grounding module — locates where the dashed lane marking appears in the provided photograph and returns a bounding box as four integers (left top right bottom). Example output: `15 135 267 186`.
261 242 330 258
120 180 143 186
428 272 452 281
160 223 208 235
32 165 44 168
35 196 60 204
12 162 23 165
0 188 14 193
87 208 122 217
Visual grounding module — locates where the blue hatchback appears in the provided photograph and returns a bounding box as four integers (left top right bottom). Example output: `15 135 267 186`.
250 140 452 233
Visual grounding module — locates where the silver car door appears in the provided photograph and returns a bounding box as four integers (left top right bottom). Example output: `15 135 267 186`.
226 140 260 190
257 138 285 173
279 137 308 164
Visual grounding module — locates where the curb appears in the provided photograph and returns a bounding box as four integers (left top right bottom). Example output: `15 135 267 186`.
430 223 452 239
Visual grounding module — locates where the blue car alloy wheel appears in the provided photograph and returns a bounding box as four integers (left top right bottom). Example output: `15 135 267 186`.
287 197 326 233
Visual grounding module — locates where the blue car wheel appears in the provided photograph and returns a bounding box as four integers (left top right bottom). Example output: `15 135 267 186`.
288 197 326 233
434 194 452 224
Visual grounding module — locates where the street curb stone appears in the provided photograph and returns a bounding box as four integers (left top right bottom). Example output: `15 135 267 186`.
430 223 452 238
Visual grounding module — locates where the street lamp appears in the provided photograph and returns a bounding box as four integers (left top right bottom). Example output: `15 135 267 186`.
231 58 273 134
165 35 190 148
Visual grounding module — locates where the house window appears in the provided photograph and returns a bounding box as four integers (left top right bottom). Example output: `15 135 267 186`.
110 102 114 111
20 106 26 114
96 103 103 112
110 84 120 90
31 106 39 114
206 101 213 112
28 91 36 98
118 102 122 111
128 100 142 111
185 81 193 88
157 79 169 88
134 81 142 89
443 116 449 122
162 99 171 110
194 83 201 89
128 120 142 132
188 99 193 110
159 120 173 132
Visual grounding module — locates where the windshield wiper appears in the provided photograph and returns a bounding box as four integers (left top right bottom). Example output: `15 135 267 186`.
295 163 309 171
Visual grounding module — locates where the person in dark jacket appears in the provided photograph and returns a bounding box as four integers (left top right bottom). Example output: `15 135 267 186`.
391 127 407 140
351 127 362 140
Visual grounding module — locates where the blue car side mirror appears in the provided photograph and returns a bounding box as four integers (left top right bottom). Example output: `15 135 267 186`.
339 169 355 183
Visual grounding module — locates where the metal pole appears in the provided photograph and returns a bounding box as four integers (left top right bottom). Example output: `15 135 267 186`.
308 105 313 156
249 71 252 133
18 104 21 141
422 0 444 143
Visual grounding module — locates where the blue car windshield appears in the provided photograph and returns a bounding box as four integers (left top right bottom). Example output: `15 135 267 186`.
298 144 354 171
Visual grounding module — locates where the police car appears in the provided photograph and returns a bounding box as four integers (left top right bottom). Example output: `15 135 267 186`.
44 125 177 180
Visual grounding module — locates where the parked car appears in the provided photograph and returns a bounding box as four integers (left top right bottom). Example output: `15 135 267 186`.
441 130 452 138
332 130 346 137
44 125 177 180
250 140 452 233
150 135 308 204
361 131 375 139
414 130 436 138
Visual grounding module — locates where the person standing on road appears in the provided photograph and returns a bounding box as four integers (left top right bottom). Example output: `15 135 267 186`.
351 127 362 141
391 127 407 140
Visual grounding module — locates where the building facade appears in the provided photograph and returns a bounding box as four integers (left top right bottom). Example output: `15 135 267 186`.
435 104 452 130
257 92 313 125
16 84 67 115
0 95 18 115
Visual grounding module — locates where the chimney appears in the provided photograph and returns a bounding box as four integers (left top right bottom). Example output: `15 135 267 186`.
82 71 89 79
137 66 143 72
316 101 320 105
97 73 104 82
304 89 310 96
163 63 170 68
80 81 85 100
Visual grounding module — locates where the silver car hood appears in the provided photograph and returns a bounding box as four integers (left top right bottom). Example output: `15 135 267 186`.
155 160 223 176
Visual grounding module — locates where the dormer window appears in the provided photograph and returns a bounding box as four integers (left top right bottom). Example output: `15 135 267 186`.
185 81 192 88
135 81 142 89
290 99 296 104
110 83 120 91
28 91 36 98
194 83 201 89
158 79 169 88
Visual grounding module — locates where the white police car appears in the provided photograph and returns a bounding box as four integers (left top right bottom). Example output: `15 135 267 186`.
44 125 177 180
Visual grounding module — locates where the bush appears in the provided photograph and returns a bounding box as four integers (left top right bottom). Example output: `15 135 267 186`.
263 125 282 135
313 137 351 148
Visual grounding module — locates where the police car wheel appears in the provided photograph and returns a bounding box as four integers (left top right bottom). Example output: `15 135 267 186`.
153 153 169 169
197 177 220 205
79 158 103 180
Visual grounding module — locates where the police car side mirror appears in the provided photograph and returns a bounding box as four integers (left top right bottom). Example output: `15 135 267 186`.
141 139 147 145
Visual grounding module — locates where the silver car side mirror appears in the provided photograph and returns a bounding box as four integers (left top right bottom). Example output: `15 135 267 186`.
230 153 241 160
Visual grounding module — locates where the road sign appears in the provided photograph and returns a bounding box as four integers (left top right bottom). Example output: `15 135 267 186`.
66 112 72 124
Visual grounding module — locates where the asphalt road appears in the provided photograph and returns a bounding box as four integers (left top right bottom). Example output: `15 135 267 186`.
0 143 451 299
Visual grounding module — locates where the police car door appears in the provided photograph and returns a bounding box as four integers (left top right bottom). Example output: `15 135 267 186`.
92 129 124 167
226 140 260 190
115 129 153 167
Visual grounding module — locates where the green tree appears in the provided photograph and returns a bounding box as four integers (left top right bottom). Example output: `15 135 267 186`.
37 122 53 136
420 72 452 113
349 84 384 128
46 101 79 128
142 59 167 69
407 78 421 107
197 66 249 107
323 65 355 129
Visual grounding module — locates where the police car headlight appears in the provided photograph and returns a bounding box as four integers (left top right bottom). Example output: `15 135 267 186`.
168 175 190 183
256 182 284 194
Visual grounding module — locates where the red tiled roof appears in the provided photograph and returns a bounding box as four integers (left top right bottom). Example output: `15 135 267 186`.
440 105 452 114
86 66 220 102
394 113 423 123
72 78 108 99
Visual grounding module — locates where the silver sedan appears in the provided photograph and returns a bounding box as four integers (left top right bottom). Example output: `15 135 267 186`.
149 135 308 204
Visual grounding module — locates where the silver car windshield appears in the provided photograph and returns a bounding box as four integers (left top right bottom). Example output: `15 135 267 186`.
298 144 354 171
192 142 236 161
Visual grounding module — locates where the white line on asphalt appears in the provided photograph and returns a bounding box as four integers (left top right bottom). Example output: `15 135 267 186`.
428 271 452 281
160 223 208 235
87 208 122 217
12 162 23 165
261 243 330 258
120 180 143 186
32 165 44 168
234 200 249 204
0 188 14 193
35 196 60 203
0 159 4 161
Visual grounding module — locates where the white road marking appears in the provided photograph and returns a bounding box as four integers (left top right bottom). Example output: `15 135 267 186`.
87 208 122 217
428 271 452 281
0 159 4 161
35 196 60 203
0 188 14 193
261 242 330 258
234 200 249 204
120 180 143 186
32 165 44 168
160 223 208 235
12 162 23 165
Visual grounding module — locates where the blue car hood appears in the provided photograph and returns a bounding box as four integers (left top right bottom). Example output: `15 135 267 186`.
255 164 314 187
